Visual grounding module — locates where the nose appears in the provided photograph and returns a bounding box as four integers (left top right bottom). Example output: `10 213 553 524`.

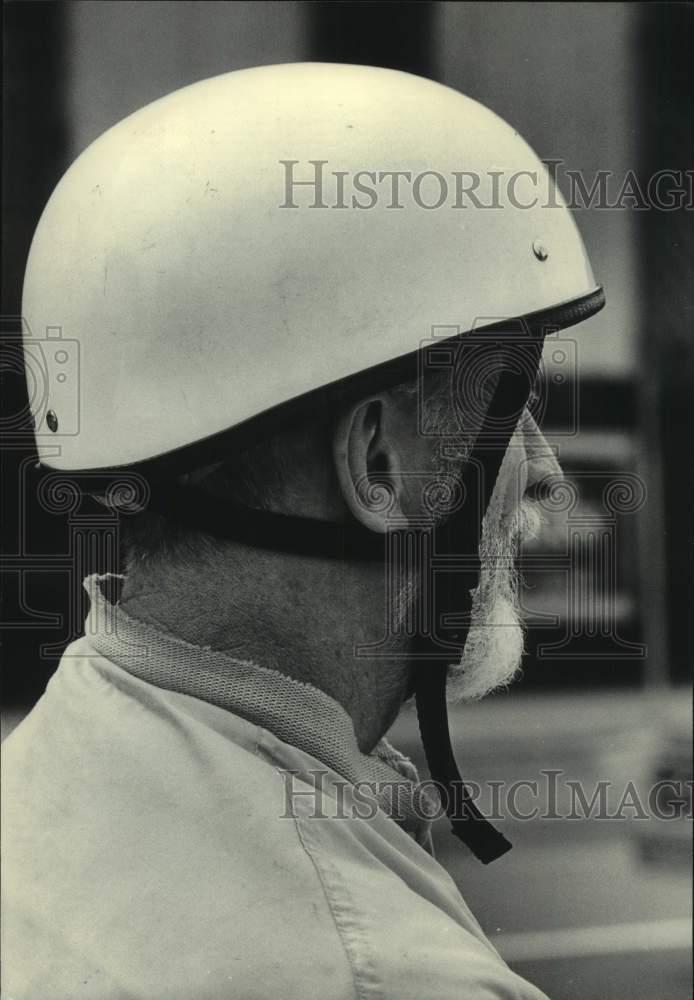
521 409 564 497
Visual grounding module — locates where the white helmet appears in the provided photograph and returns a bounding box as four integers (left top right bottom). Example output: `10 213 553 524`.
22 62 601 472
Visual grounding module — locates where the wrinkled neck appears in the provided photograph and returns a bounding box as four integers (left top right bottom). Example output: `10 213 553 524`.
119 541 413 751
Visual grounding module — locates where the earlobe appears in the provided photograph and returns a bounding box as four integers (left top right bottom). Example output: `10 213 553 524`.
333 396 404 532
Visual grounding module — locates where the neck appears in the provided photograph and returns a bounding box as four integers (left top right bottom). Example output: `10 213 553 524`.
119 541 413 752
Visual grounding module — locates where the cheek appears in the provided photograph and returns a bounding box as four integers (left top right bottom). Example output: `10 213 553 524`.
402 438 448 517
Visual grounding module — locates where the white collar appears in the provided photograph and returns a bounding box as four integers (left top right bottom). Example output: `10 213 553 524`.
83 574 433 847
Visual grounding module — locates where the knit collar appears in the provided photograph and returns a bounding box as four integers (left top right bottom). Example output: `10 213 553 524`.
83 574 433 847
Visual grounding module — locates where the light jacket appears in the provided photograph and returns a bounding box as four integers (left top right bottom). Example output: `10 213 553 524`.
2 576 548 999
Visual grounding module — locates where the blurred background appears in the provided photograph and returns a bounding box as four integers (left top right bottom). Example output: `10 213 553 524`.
2 3 692 999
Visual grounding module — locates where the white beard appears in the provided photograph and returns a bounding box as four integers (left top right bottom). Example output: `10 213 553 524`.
446 496 541 703
447 592 524 702
392 494 541 701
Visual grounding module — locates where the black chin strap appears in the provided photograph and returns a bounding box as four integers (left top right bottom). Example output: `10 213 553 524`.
143 332 545 863
412 337 544 862
415 670 513 863
146 485 388 562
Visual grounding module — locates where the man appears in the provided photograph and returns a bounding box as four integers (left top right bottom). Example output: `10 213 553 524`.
3 64 604 998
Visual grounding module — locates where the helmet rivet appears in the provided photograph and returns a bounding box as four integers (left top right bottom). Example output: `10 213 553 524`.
46 409 59 433
533 240 549 261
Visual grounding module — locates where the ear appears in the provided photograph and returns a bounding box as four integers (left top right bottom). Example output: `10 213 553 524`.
333 396 405 532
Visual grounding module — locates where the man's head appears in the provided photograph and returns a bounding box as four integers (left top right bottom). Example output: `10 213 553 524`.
121 362 559 715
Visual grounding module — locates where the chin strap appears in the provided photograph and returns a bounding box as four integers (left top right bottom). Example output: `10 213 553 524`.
410 331 545 861
415 668 513 863
145 484 388 562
